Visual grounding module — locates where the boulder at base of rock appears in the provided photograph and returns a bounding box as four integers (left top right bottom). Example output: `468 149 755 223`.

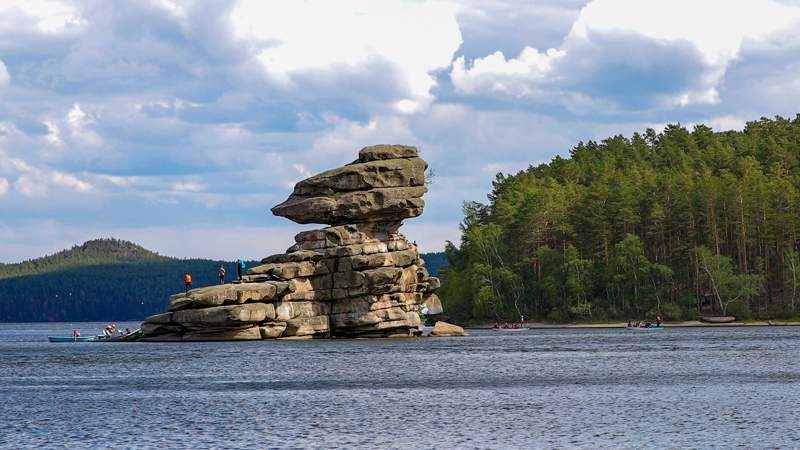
421 294 443 315
430 321 466 337
259 322 288 339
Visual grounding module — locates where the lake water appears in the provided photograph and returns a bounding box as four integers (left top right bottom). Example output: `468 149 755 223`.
1 323 799 449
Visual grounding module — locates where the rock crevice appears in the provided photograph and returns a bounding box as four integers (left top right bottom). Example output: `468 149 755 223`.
141 145 442 341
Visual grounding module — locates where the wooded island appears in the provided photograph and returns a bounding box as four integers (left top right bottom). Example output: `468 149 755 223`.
440 115 800 324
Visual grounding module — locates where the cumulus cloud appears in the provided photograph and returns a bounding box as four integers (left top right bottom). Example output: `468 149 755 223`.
451 47 564 96
0 177 9 196
66 103 103 147
450 0 800 109
0 0 85 34
230 0 463 112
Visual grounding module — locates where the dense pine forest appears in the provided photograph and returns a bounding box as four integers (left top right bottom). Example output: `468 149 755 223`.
0 238 445 321
440 115 800 324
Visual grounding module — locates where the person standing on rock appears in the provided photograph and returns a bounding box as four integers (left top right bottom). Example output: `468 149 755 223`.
184 273 193 292
237 259 245 281
218 265 226 284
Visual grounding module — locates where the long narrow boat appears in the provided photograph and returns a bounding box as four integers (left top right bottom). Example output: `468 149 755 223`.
625 326 664 331
48 336 94 342
492 327 531 332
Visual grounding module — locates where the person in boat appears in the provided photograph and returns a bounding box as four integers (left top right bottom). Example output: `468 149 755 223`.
103 325 112 337
218 265 226 285
626 320 632 328
184 273 193 292
655 314 662 327
493 322 500 329
124 328 131 335
71 330 81 338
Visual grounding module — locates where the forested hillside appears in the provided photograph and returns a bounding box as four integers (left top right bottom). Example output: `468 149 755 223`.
440 115 800 323
0 260 241 321
0 239 167 279
0 238 445 321
421 252 447 277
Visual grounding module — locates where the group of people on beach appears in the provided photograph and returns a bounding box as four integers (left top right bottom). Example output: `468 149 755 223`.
183 259 248 292
627 314 663 328
493 322 525 329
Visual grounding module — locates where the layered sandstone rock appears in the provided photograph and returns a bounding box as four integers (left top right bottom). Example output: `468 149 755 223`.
430 321 466 337
141 145 442 341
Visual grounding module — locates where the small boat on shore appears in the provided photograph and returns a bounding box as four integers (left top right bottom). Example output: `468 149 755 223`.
48 336 94 342
700 316 736 324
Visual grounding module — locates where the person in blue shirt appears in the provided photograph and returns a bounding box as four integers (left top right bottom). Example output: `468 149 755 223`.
237 259 246 281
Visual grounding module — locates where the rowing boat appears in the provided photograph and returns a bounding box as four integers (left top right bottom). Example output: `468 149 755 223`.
92 328 144 342
492 327 530 332
48 336 94 342
625 326 663 331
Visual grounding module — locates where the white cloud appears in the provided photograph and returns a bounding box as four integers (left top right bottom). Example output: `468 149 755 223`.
570 0 800 67
171 182 206 192
15 174 47 197
0 177 9 197
66 103 103 147
230 0 463 108
451 0 800 108
0 60 9 88
43 121 63 146
0 0 85 33
5 156 93 197
451 47 564 96
702 115 748 132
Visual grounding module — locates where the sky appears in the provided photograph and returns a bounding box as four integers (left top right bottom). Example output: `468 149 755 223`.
2 0 800 262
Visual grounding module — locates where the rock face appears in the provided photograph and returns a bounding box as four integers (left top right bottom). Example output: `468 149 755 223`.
430 321 466 337
271 145 426 226
141 145 442 341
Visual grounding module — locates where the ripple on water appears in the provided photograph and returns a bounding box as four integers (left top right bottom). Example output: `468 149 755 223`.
1 323 799 448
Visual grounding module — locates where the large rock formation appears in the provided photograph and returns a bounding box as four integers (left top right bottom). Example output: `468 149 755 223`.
141 145 442 341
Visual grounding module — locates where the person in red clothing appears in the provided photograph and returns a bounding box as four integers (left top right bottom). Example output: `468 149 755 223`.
184 273 193 292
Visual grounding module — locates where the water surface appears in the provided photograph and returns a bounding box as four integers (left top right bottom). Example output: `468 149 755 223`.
2 323 798 449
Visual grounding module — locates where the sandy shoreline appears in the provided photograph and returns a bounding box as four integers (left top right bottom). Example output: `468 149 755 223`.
466 320 800 329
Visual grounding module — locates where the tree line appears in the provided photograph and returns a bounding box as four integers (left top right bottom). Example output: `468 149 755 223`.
439 115 800 323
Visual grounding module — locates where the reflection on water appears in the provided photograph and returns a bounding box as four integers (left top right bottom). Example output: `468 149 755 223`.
1 323 799 449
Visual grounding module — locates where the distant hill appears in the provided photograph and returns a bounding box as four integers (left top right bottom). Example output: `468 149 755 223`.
421 252 447 277
0 239 446 322
0 238 168 280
